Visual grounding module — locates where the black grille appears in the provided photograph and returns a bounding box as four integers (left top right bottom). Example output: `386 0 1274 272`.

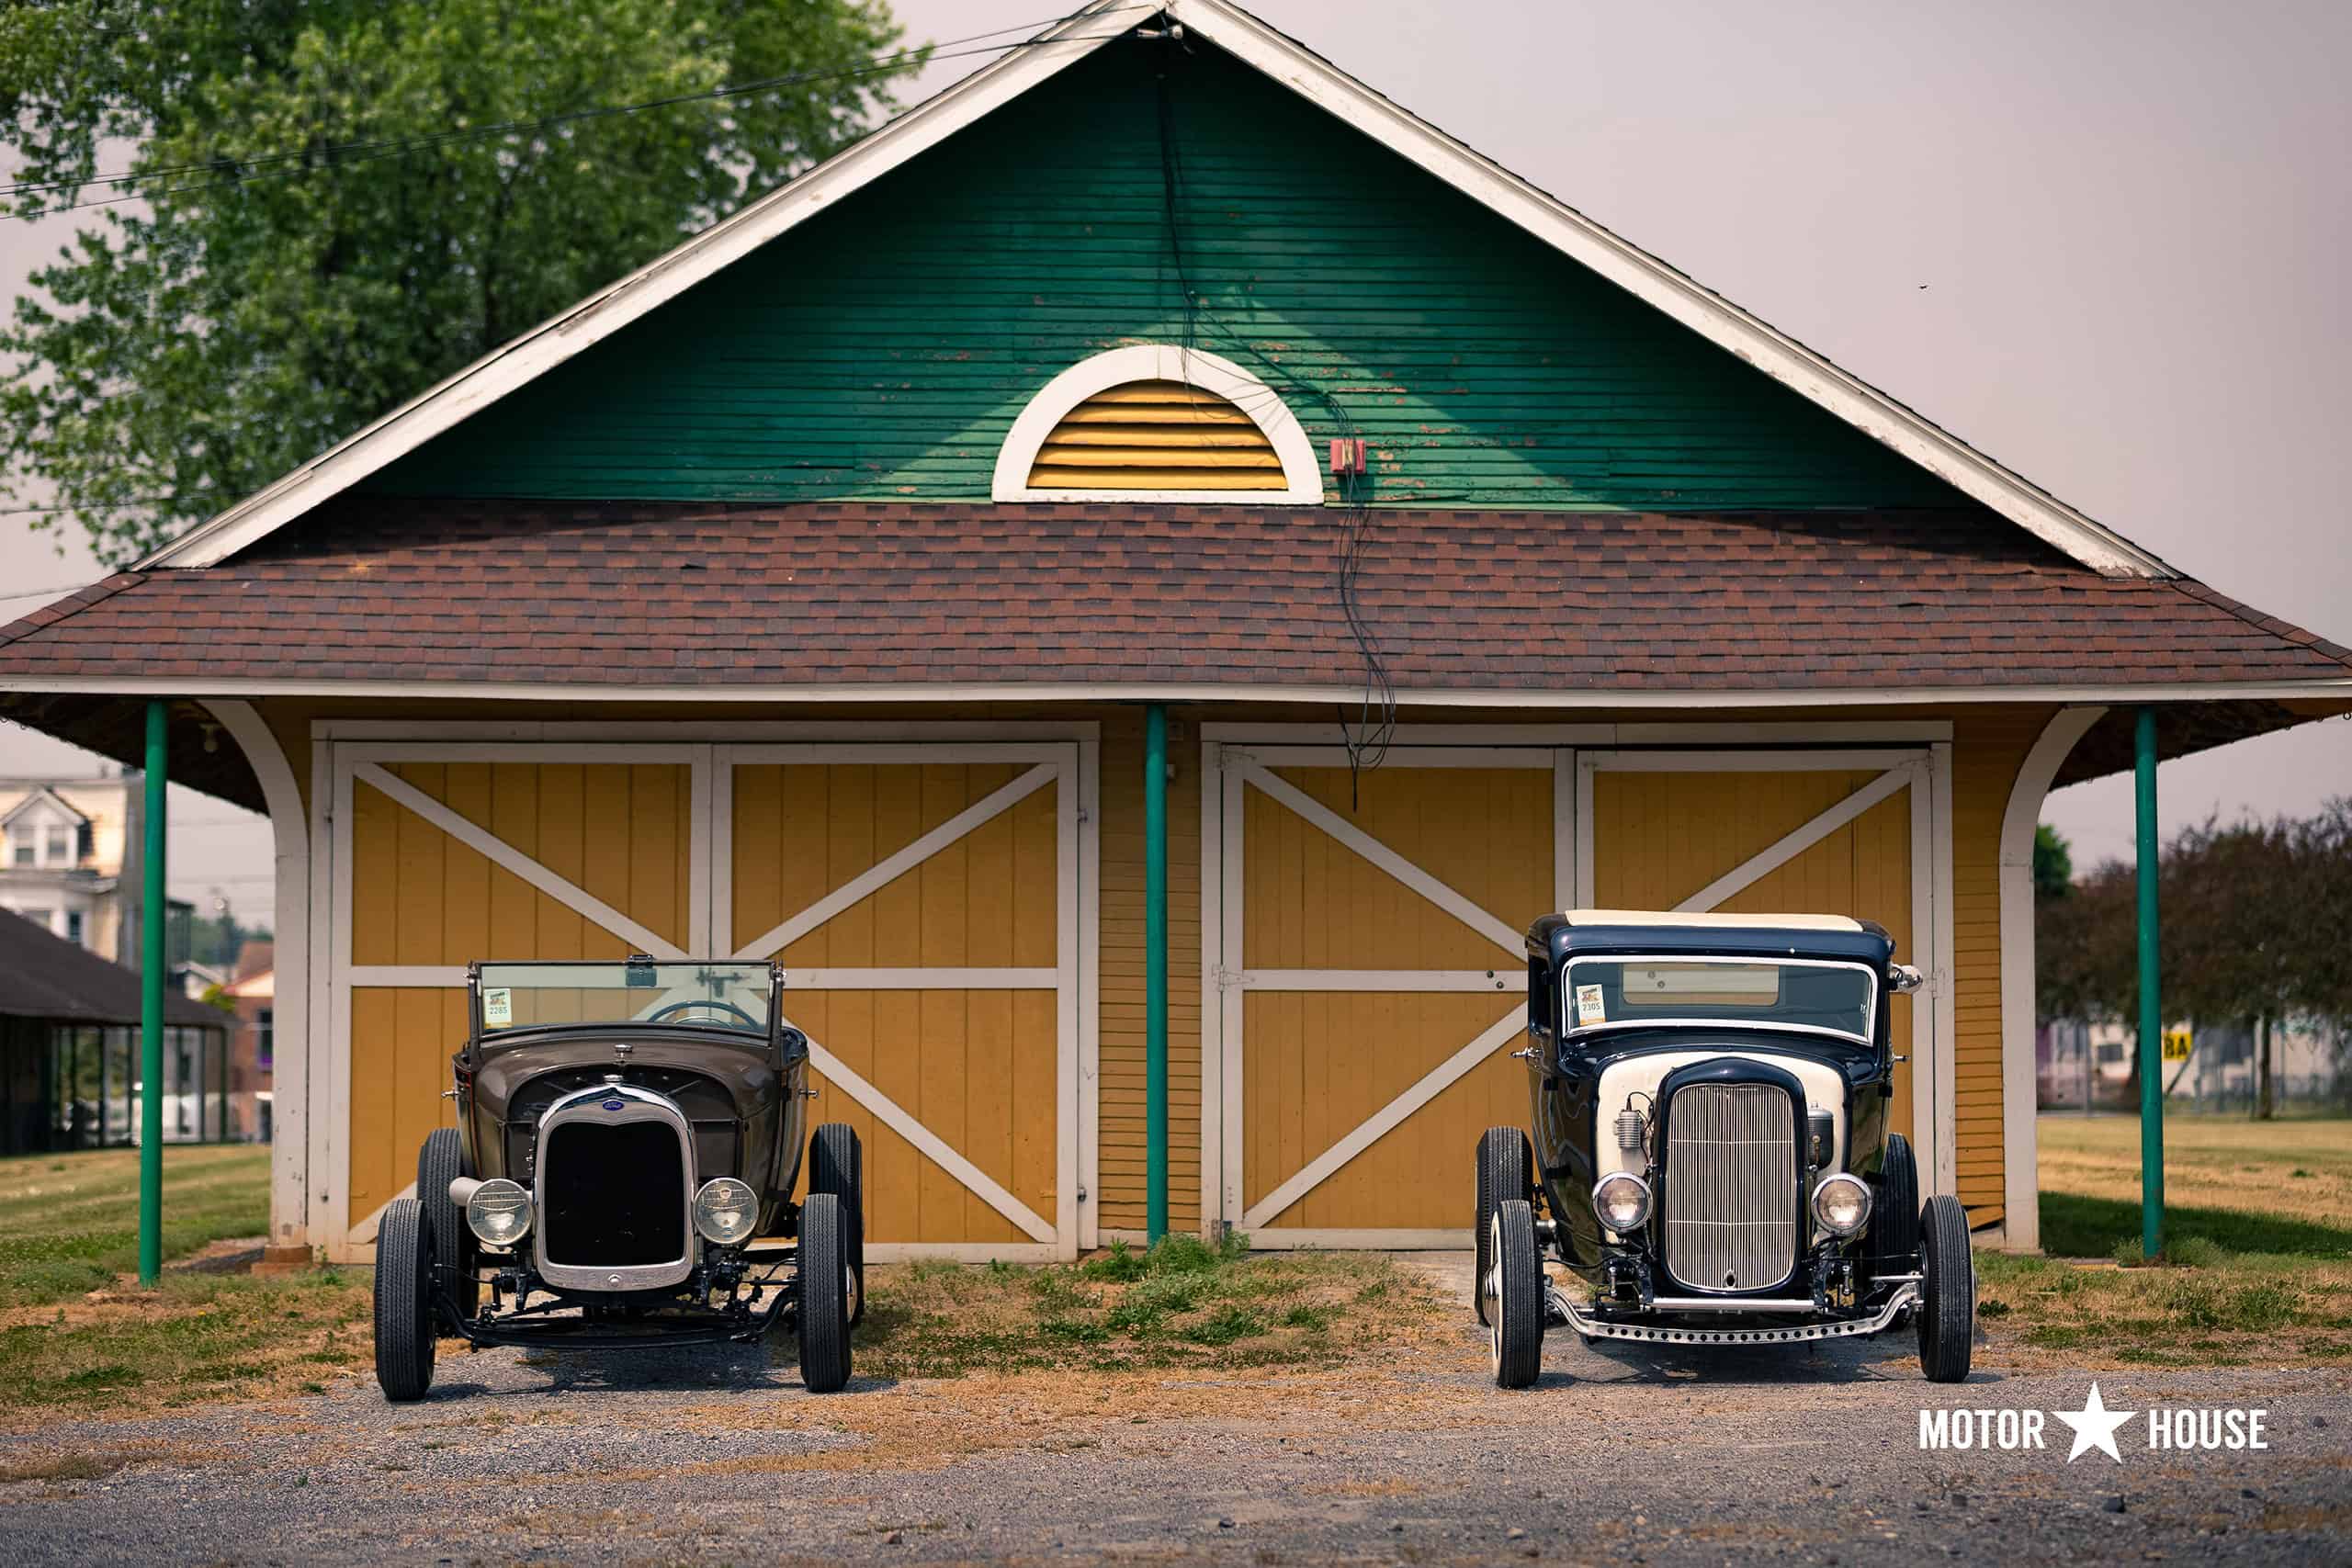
540 1122 685 1267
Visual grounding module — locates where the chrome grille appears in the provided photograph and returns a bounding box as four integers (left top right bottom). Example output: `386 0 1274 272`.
1663 1082 1797 1292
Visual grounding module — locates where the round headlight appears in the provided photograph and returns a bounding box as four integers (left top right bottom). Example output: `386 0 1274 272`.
1811 1172 1873 1237
694 1177 760 1247
465 1178 531 1248
1591 1172 1651 1234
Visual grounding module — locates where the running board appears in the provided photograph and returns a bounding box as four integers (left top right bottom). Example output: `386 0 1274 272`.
1547 1283 1918 1347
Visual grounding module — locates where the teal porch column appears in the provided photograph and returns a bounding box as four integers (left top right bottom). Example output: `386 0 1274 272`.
1145 705 1170 1245
2135 706 2163 1260
140 700 168 1283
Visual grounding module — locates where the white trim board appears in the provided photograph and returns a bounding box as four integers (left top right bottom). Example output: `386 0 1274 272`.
134 0 2166 579
1997 707 2105 1252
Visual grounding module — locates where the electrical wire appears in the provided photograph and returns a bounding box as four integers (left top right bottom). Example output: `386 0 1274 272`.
1147 26 1394 805
6 10 1159 220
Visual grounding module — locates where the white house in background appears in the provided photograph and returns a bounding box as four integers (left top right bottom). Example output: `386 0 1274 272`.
0 774 147 962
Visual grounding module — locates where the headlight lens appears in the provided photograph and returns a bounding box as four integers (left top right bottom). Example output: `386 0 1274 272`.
693 1177 760 1246
1591 1172 1651 1234
465 1178 532 1248
1811 1172 1873 1236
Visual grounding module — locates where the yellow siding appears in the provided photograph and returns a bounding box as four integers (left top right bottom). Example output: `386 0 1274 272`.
1097 711 1203 1235
1949 710 2052 1231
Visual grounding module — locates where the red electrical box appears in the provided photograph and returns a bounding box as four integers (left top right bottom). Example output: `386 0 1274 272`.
1329 436 1368 475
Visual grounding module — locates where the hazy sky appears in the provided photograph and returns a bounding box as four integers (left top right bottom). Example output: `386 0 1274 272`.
5 0 2346 919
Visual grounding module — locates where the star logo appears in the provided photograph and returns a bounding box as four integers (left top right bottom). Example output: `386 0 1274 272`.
2052 1382 2136 1463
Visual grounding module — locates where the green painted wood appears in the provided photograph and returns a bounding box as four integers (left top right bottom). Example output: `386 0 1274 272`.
368 36 1962 512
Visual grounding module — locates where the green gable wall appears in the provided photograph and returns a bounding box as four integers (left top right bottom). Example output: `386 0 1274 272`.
368 36 1963 511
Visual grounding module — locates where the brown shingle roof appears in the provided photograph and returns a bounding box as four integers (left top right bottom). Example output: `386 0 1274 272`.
0 912 229 1029
4 500 2347 692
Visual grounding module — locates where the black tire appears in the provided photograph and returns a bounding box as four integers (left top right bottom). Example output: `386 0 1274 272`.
372 1199 436 1403
1917 1193 1975 1383
1871 1132 1920 1284
1490 1198 1544 1389
1473 1126 1532 1325
797 1191 854 1394
809 1122 865 1327
416 1127 476 1325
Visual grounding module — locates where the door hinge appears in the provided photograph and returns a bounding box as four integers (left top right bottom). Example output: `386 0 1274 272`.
1212 966 1248 992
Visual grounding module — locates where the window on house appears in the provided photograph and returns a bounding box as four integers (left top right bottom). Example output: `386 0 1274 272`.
992 345 1323 504
76 823 93 861
46 827 72 863
256 1008 274 1071
10 838 30 867
65 910 84 944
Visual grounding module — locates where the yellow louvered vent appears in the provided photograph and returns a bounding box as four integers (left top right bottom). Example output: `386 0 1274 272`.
1026 380 1281 491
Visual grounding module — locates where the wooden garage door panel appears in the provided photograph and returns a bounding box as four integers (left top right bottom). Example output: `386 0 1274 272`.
348 987 465 1227
783 991 1057 1247
1591 769 1878 910
731 763 1057 969
1243 767 1551 970
1595 771 1917 1145
1241 991 1522 1225
351 762 695 963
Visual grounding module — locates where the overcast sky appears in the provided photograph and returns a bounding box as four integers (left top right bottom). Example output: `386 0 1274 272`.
5 0 2346 918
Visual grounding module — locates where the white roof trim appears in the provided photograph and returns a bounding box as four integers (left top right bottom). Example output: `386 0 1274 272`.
7 676 2348 706
1564 908 1865 932
140 0 2168 578
0 785 91 828
992 344 1322 503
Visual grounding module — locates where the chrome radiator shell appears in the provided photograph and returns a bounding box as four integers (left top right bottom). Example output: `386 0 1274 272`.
1660 1077 1800 1294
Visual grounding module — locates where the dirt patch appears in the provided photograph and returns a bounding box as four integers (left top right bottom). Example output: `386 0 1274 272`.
0 1440 230 1486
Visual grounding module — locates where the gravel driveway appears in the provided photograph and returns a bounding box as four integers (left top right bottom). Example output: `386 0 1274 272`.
3 1256 2346 1566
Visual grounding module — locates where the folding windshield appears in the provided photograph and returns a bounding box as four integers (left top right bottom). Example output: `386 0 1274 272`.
1563 955 1877 1045
475 961 775 1039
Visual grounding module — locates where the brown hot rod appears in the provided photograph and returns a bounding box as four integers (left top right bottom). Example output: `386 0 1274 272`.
371 956 863 1400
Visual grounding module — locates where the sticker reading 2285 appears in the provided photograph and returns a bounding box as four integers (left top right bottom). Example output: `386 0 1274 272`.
1575 983 1606 1026
482 987 513 1028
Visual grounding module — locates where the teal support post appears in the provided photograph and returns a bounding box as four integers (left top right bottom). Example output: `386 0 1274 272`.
1145 705 1170 1245
2134 705 2163 1260
140 700 167 1283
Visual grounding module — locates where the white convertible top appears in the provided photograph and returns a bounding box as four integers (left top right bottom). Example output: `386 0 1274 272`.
1562 908 1866 932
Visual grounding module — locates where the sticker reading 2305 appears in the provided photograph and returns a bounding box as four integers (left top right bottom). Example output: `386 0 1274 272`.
1574 983 1607 1026
482 987 513 1028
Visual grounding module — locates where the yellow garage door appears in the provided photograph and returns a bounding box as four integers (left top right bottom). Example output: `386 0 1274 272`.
334 747 705 1258
1577 750 1940 1185
1212 746 1557 1246
721 743 1080 1260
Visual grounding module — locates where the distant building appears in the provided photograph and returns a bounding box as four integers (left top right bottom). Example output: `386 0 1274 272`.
223 942 275 1144
0 773 189 965
0 908 233 1154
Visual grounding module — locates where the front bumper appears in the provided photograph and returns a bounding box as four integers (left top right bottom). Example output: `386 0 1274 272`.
1551 1280 1919 1347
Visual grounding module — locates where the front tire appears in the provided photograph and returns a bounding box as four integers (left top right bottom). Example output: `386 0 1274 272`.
416 1127 476 1325
1490 1199 1544 1389
1917 1193 1974 1383
797 1192 854 1394
1474 1127 1531 1325
372 1199 436 1403
809 1123 865 1327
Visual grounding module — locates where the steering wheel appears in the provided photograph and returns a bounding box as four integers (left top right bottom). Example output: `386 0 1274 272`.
644 998 762 1028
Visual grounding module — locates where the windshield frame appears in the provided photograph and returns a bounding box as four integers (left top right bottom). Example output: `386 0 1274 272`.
466 959 784 1052
1559 953 1880 1048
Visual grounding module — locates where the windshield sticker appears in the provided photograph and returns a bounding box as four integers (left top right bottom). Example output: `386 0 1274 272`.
482 987 512 1028
1575 983 1607 1026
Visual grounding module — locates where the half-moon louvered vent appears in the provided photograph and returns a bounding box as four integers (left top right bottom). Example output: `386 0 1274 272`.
1026 379 1282 491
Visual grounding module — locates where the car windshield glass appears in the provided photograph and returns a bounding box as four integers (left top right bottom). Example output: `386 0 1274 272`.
1563 956 1875 1043
476 962 772 1037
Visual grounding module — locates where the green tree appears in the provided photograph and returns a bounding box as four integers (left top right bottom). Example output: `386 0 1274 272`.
2031 823 2073 899
2 0 922 564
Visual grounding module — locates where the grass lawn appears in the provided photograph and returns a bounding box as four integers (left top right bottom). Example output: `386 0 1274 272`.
1984 1113 2352 1368
846 1235 1445 1381
0 1146 371 1423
